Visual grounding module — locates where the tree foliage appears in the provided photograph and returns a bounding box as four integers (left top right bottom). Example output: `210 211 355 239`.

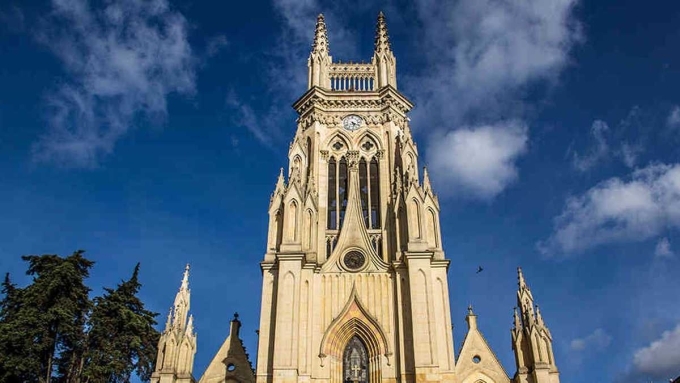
0 251 160 383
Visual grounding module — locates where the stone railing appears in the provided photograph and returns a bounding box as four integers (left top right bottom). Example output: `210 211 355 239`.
329 62 376 91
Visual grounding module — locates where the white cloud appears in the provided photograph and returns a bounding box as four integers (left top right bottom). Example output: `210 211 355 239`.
428 122 528 200
538 163 680 256
632 324 680 379
570 110 646 173
570 328 612 351
412 0 582 125
409 0 581 199
32 0 196 167
654 237 673 258
225 91 272 147
572 120 610 172
667 105 680 129
619 142 641 168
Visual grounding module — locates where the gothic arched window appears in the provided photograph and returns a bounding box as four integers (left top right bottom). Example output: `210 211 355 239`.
358 157 381 230
359 158 369 227
369 158 380 229
327 157 349 230
338 157 348 228
306 137 313 182
343 336 368 383
327 158 337 229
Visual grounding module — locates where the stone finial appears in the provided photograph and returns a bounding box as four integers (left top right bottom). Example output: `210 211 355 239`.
465 305 478 330
181 264 190 291
374 11 391 53
311 14 329 55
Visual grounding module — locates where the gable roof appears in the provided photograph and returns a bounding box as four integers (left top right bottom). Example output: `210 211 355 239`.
454 314 510 383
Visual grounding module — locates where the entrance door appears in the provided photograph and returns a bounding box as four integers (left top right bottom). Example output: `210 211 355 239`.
343 336 368 383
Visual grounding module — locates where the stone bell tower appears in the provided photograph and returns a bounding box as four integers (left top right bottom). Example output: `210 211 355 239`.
256 12 454 383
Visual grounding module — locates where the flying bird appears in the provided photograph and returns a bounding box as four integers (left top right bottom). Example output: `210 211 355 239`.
476 266 484 274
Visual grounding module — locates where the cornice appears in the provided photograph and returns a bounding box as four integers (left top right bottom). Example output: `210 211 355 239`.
292 86 413 118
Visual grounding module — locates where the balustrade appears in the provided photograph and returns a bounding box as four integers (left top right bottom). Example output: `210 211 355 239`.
329 63 376 91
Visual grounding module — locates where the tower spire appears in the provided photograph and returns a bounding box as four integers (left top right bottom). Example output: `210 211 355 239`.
311 14 329 56
372 11 397 88
308 13 332 89
374 11 391 53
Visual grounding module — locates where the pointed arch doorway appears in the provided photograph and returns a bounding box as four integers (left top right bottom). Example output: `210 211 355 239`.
343 336 368 383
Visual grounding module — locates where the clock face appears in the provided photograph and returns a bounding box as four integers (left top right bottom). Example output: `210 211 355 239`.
342 115 363 131
343 251 366 271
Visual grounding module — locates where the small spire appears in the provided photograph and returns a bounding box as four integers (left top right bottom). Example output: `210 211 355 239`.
277 167 285 186
374 11 392 53
423 166 431 192
165 307 173 331
311 13 329 56
517 266 527 290
181 263 190 291
513 307 521 329
535 305 545 327
187 314 194 335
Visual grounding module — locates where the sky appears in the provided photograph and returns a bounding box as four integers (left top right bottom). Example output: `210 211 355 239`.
1 0 679 382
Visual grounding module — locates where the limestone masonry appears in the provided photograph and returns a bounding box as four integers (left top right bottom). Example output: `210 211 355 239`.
150 13 560 383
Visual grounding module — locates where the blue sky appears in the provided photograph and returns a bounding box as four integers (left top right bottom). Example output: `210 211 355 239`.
1 0 680 382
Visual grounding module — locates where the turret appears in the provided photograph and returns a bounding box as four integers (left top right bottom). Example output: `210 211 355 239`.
151 265 197 383
372 11 397 88
511 268 559 383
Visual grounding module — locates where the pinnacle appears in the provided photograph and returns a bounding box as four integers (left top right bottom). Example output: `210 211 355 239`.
513 307 521 329
276 167 285 186
181 263 190 290
374 11 391 53
423 166 431 191
311 13 329 55
165 307 173 331
517 266 527 290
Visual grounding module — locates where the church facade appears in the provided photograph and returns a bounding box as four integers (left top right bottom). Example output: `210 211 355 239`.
150 13 560 383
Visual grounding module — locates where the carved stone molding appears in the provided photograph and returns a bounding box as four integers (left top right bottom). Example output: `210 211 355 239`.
346 150 360 168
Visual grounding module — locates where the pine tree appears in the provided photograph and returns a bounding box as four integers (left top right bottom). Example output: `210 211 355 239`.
0 252 160 383
0 251 93 383
0 273 38 382
25 251 93 383
82 263 160 383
